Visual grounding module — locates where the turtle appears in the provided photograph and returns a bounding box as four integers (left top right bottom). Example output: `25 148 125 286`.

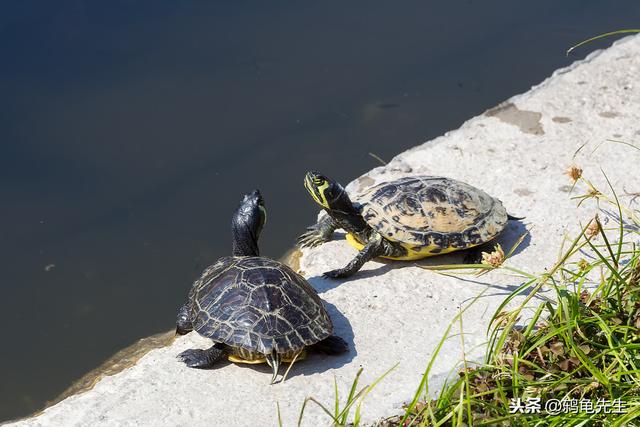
176 190 348 383
298 171 518 278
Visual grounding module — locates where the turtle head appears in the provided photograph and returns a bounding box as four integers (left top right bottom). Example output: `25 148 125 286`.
304 171 370 235
304 171 351 211
232 189 266 257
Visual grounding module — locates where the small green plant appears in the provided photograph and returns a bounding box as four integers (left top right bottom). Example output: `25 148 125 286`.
278 364 397 427
566 29 640 56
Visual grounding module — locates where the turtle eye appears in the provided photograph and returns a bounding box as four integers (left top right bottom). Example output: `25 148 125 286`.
313 177 324 186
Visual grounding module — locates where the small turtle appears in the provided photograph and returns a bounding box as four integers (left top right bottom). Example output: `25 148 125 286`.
176 190 347 383
299 172 517 278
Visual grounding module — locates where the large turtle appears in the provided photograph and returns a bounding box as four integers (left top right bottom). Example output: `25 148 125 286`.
176 190 347 383
299 172 517 278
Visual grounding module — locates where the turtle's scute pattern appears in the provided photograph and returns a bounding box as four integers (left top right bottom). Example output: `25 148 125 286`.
359 176 508 250
188 257 332 356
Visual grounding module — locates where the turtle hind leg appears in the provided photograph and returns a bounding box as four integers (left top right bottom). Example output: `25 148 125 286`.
175 302 193 335
463 247 483 264
311 335 349 355
178 343 226 369
463 242 495 264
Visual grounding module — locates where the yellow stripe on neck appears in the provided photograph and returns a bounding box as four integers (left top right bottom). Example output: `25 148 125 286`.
259 205 267 225
314 181 330 208
305 177 331 209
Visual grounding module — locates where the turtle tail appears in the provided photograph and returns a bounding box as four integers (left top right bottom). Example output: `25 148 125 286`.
265 351 282 384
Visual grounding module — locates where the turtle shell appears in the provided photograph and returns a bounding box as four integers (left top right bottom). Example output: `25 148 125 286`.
188 257 332 355
357 176 508 253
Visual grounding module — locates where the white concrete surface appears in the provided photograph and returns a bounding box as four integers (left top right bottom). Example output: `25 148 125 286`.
7 34 640 427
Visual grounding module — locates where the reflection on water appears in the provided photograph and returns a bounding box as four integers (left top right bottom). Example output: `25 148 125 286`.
1 0 639 421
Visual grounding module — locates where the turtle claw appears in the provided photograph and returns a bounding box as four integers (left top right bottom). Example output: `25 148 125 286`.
178 349 211 368
323 269 347 279
297 228 328 248
178 345 225 369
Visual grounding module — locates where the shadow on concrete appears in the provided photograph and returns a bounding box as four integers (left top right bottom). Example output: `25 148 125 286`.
574 207 638 264
309 218 531 289
601 207 640 233
177 302 355 381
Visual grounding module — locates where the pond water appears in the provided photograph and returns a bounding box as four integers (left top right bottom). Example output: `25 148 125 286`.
1 1 639 421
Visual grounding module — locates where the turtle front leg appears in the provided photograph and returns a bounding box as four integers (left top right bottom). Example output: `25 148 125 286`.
323 235 386 278
178 343 227 369
175 302 193 335
297 213 337 248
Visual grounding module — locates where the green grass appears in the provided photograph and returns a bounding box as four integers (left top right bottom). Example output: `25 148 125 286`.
566 29 640 55
285 165 640 426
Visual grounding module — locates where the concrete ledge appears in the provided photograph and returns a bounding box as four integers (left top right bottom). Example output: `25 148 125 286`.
7 34 640 427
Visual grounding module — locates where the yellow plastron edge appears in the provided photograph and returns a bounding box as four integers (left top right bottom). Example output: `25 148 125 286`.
227 349 308 364
344 233 459 261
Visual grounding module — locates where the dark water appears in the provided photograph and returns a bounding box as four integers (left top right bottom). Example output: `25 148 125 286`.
1 0 639 421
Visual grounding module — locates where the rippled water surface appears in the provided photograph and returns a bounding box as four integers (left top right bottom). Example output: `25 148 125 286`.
2 1 639 421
